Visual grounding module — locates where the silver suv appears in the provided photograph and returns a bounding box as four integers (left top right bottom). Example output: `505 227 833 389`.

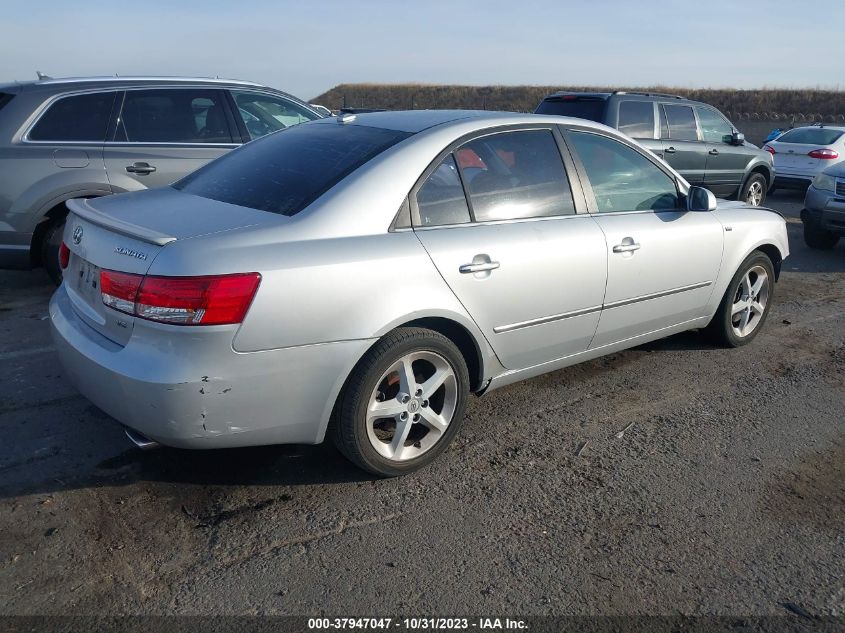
0 76 324 282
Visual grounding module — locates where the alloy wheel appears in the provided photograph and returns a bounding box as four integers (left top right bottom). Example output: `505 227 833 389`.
366 351 458 461
731 265 769 338
745 181 764 206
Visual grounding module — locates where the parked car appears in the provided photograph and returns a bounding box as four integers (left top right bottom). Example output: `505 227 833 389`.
0 75 326 283
535 91 774 207
50 111 789 477
763 124 845 192
801 162 845 249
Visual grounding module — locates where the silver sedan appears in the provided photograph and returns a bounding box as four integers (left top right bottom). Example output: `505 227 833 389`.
50 111 790 476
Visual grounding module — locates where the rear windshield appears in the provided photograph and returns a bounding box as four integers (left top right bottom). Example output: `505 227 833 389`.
535 97 606 122
0 93 13 111
174 122 411 216
775 128 844 145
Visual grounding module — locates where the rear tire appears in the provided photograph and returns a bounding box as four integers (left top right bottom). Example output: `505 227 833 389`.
706 251 775 348
803 222 839 250
740 173 767 206
332 327 470 477
41 217 66 286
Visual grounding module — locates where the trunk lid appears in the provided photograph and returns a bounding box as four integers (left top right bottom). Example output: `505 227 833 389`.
63 188 284 346
770 141 825 172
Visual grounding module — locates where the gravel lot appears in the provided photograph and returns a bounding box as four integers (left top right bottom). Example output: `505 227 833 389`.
0 190 843 618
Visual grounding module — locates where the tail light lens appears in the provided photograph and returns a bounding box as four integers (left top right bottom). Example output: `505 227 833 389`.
763 145 776 155
99 270 261 326
59 241 70 269
808 148 839 160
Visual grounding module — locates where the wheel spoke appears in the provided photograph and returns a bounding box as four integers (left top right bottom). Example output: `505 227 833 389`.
732 299 749 316
739 306 752 334
751 274 766 296
397 358 416 395
418 408 449 434
743 272 752 295
751 301 766 316
420 367 450 399
367 399 406 422
389 418 413 459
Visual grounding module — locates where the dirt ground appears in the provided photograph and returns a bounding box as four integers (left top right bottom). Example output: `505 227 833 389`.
0 190 843 618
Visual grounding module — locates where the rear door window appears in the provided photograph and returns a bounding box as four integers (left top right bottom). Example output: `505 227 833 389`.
568 131 680 212
231 90 320 140
29 92 116 142
459 129 575 221
661 104 699 141
175 122 410 216
115 89 234 143
416 154 472 226
617 101 655 139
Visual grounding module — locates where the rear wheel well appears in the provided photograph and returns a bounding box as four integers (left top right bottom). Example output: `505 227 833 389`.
29 197 100 267
401 318 485 392
748 165 771 189
756 244 783 280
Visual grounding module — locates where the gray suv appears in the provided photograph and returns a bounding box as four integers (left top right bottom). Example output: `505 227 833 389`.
536 91 774 207
0 76 324 282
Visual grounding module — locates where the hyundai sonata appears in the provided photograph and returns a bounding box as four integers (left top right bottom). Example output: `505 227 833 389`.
50 110 789 476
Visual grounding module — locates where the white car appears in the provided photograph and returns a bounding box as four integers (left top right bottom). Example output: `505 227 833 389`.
764 125 845 190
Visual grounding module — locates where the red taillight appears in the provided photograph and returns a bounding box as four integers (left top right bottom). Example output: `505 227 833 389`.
808 148 839 160
59 241 70 269
763 145 776 155
99 270 261 326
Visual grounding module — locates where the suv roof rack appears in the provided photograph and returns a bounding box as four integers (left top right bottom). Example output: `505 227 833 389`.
612 90 685 100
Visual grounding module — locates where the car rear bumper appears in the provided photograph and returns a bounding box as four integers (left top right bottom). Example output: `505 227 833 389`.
0 231 33 269
774 175 813 189
49 284 373 449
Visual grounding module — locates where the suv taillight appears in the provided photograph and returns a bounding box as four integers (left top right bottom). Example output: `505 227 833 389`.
808 148 839 159
99 270 261 326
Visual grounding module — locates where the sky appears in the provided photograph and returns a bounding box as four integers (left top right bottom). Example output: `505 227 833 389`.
1 0 843 101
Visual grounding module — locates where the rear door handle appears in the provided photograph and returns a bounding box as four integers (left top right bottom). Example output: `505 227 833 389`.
459 261 500 274
126 162 157 174
664 146 676 154
613 241 641 253
709 149 719 155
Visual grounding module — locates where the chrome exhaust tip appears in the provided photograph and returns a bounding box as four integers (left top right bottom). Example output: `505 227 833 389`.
124 427 160 450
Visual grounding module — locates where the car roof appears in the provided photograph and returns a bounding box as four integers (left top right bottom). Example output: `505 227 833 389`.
779 124 845 132
543 90 689 102
1 75 268 93
310 108 617 134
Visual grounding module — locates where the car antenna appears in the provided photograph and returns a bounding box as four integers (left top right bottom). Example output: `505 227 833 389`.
36 71 52 80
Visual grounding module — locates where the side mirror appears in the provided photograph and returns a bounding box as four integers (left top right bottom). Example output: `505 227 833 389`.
729 131 745 146
687 186 717 212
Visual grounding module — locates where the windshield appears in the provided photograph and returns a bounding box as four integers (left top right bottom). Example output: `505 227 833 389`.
775 128 844 145
535 97 607 122
174 123 411 216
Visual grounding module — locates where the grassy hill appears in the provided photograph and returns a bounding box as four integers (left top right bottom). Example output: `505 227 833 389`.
312 84 845 121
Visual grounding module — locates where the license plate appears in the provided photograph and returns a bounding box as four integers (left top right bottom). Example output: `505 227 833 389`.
74 258 101 306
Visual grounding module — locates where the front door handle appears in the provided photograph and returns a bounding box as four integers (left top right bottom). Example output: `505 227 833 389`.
664 146 677 154
709 149 719 156
126 162 157 174
459 261 500 274
612 240 641 253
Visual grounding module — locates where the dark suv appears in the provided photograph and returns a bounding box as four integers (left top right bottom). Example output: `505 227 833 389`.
0 76 324 283
536 91 774 206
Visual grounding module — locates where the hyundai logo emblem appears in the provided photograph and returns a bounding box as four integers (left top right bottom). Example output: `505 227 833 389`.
72 225 83 245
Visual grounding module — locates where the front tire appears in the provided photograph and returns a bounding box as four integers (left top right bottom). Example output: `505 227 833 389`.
803 222 839 250
332 327 470 477
706 251 775 347
740 173 767 207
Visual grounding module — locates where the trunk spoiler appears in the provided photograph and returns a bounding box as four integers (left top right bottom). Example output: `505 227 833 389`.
67 198 177 247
